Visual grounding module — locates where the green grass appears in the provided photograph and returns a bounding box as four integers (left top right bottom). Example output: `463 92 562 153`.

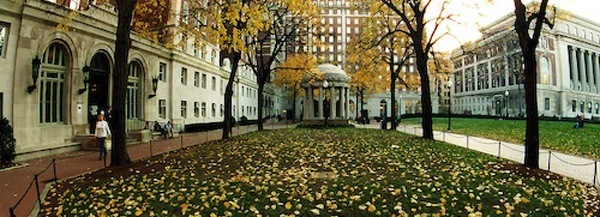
401 117 600 160
46 128 597 216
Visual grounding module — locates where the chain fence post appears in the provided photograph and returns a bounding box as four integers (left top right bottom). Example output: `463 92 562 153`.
180 135 183 149
547 151 552 171
497 141 502 158
466 136 469 149
34 174 41 209
52 158 57 181
594 161 597 186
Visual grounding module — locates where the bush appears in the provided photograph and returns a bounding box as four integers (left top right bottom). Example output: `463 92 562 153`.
240 116 248 126
0 117 16 164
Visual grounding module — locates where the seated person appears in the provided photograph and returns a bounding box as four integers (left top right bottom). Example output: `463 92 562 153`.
153 121 166 138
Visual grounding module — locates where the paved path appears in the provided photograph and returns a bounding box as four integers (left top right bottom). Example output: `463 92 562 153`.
0 122 296 217
356 122 599 186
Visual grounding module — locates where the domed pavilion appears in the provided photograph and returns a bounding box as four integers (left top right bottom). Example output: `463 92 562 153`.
301 64 351 126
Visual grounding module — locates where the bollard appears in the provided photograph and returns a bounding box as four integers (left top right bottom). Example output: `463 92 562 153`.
180 135 183 149
547 151 552 171
594 161 597 186
497 141 502 158
52 158 57 181
466 136 469 149
150 140 153 157
34 174 42 209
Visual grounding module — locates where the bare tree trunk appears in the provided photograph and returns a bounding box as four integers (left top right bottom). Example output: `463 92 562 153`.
110 0 137 166
257 83 265 131
514 0 547 169
222 52 241 139
292 89 297 123
415 45 434 139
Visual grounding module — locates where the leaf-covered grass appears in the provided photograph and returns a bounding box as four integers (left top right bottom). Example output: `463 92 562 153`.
401 117 600 160
45 128 597 216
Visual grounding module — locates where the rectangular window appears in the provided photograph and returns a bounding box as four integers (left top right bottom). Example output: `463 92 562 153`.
220 79 224 94
181 67 187 85
220 104 224 117
0 24 8 58
201 102 206 117
194 102 199 117
211 76 216 91
181 101 187 118
596 103 599 114
158 62 167 82
544 98 550 110
572 100 576 112
158 99 166 119
194 71 199 87
580 102 584 113
201 73 207 88
211 103 216 117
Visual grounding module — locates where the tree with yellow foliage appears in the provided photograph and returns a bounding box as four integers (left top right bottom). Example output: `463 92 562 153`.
243 0 321 130
273 53 318 122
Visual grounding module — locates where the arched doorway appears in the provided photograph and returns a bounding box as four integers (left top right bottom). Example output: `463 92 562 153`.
87 52 111 133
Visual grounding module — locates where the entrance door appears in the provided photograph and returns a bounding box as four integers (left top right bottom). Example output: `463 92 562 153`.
87 53 110 133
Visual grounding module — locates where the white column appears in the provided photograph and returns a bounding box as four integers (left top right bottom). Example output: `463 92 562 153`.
586 51 594 92
569 46 579 89
308 86 314 118
345 87 350 119
318 87 324 119
578 49 587 91
340 87 346 119
595 53 600 93
330 86 335 119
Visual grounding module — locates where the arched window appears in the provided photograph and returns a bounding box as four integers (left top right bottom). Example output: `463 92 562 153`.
127 61 142 119
39 42 67 124
540 56 551 85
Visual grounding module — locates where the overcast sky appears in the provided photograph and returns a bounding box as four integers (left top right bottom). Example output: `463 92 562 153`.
431 0 600 52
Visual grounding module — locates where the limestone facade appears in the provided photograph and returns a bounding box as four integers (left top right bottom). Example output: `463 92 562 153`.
0 0 282 161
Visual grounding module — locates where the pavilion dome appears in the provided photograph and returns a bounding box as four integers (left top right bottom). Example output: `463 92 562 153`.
318 63 349 82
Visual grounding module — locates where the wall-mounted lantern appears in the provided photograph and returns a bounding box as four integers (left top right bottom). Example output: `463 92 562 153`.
78 66 90 95
149 76 159 98
27 56 41 94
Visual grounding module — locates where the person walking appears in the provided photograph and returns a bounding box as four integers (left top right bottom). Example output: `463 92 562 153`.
95 114 111 160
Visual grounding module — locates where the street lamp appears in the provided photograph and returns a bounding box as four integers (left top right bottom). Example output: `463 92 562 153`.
323 80 329 126
447 80 453 130
504 90 509 117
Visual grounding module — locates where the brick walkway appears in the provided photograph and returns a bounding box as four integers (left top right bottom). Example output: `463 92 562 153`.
1 122 295 217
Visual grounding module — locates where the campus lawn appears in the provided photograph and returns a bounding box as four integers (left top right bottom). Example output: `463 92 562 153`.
43 128 598 216
400 117 600 160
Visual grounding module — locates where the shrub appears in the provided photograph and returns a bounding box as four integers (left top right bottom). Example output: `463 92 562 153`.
0 117 16 164
240 116 248 126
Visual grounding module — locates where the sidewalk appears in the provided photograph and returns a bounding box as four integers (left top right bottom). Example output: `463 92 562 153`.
355 122 599 186
0 122 296 217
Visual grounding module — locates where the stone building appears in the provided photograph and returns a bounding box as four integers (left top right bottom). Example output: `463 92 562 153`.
451 13 600 119
0 0 282 161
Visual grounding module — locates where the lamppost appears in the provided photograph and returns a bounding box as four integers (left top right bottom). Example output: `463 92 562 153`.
504 90 509 117
447 80 453 130
323 80 329 126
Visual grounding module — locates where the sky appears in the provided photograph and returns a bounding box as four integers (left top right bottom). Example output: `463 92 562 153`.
431 0 600 52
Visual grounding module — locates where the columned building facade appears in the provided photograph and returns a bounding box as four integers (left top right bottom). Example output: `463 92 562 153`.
451 14 600 119
0 0 282 161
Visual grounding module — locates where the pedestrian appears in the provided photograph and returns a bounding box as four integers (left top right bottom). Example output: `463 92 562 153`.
578 114 584 128
164 121 174 138
154 121 165 138
95 114 111 160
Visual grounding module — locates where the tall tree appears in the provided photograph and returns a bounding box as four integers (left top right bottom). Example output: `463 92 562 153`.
110 0 139 165
344 38 387 118
512 0 554 169
244 0 320 130
273 53 319 122
183 0 271 139
360 3 414 129
379 0 455 139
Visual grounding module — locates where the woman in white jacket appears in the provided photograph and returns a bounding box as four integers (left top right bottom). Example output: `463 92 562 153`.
95 114 111 160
